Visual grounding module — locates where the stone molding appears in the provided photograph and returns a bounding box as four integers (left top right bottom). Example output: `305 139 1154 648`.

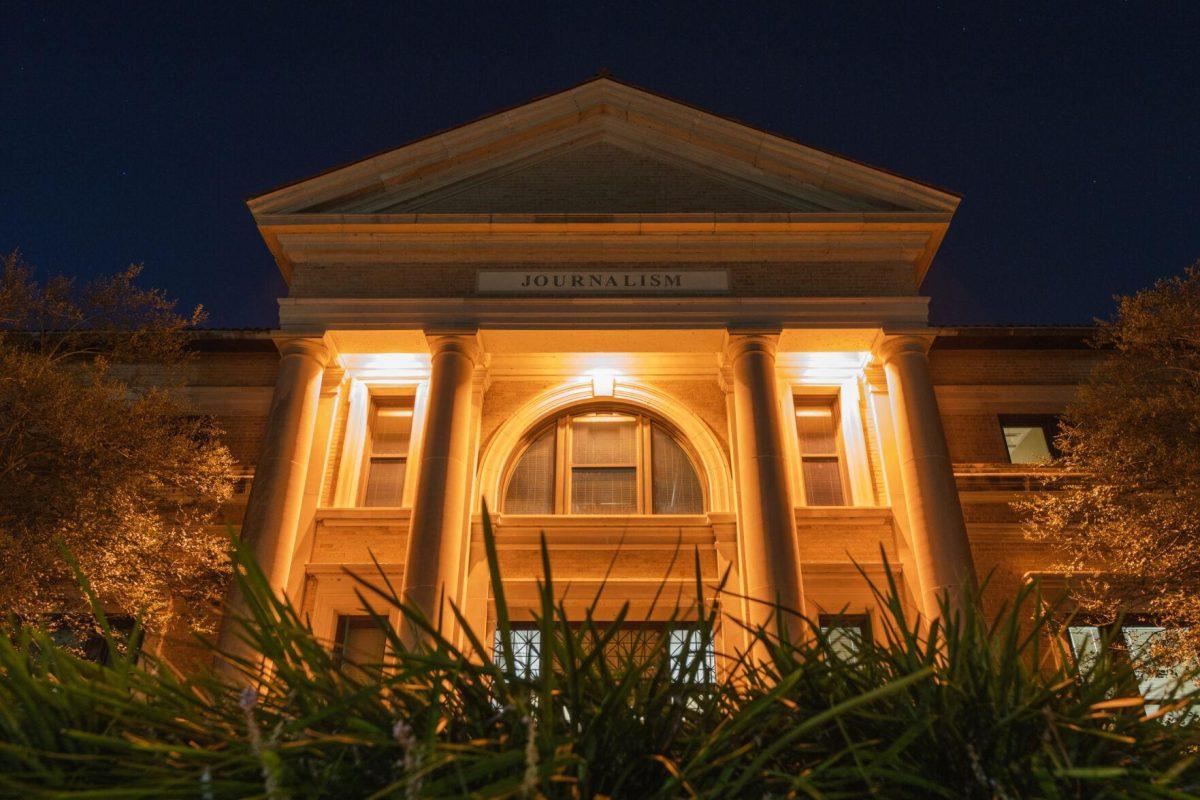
475 379 734 515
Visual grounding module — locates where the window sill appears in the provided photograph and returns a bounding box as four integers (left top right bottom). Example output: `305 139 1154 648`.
793 506 893 520
317 507 413 522
487 513 720 527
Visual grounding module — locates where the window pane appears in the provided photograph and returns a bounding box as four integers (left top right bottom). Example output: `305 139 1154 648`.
796 404 838 454
493 627 541 679
603 627 658 671
336 616 387 668
571 467 637 514
820 616 868 661
1121 626 1199 704
363 458 406 506
1068 625 1103 677
505 427 556 514
669 627 716 683
802 457 845 506
571 414 637 465
1003 425 1053 464
651 424 703 514
371 406 412 456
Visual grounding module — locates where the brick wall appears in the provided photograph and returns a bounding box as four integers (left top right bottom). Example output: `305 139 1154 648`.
929 348 1101 385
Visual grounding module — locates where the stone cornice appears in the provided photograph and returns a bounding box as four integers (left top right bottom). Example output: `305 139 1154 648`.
257 216 951 284
248 78 959 217
278 296 930 332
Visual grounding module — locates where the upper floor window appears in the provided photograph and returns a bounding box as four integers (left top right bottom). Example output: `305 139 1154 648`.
503 410 704 515
795 398 847 506
361 399 414 507
1000 415 1061 464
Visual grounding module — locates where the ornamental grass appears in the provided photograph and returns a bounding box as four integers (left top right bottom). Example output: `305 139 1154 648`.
1 506 1198 798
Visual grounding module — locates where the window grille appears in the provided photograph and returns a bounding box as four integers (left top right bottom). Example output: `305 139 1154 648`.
669 627 716 683
492 626 542 679
492 624 714 684
795 400 846 506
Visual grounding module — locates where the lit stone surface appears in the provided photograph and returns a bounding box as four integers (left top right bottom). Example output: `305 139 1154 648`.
152 79 1108 671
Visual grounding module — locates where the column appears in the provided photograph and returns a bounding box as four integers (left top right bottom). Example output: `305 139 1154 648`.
218 336 328 662
400 331 481 642
877 334 976 617
725 332 806 638
241 337 330 592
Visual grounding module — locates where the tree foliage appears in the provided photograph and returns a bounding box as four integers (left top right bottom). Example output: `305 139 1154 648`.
0 251 234 635
1022 261 1200 659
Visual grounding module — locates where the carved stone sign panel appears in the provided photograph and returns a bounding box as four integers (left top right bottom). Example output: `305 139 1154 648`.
477 269 730 294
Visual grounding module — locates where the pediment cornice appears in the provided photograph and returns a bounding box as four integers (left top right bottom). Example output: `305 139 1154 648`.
249 78 958 217
249 77 960 286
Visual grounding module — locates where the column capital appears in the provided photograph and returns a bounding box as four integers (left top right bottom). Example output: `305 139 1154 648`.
424 329 482 364
319 366 346 397
873 332 936 364
863 362 889 393
273 335 331 366
724 329 782 362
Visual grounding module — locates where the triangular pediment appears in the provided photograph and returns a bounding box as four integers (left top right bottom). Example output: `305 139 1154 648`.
249 77 958 217
377 141 835 214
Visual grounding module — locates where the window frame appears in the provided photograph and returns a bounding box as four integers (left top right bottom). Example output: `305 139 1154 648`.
792 395 852 507
998 414 1062 464
1065 617 1198 714
357 396 416 508
818 612 872 660
501 404 707 517
333 613 389 669
492 621 716 684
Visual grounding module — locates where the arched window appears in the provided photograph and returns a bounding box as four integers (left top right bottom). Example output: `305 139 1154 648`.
503 409 704 515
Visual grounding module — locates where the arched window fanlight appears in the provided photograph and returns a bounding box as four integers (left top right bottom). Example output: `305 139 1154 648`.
503 410 704 515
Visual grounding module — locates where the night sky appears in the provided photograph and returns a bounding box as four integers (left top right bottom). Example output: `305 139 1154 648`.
4 4 1198 329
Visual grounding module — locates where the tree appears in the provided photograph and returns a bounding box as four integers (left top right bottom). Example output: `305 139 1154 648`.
0 251 234 637
1022 261 1200 660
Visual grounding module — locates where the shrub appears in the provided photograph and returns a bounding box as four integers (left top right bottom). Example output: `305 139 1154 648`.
0 509 1197 798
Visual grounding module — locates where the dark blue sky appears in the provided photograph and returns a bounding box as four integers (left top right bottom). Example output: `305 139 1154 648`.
4 3 1197 328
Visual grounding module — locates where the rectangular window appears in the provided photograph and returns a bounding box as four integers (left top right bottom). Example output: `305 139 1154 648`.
1067 625 1104 678
362 399 413 507
334 615 388 670
1000 415 1060 464
48 615 140 665
570 414 639 514
819 614 870 661
668 627 716 684
492 626 542 679
491 624 715 684
795 399 846 506
1068 623 1199 719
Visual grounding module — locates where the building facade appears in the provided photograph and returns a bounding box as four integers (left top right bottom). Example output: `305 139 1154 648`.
180 78 1101 668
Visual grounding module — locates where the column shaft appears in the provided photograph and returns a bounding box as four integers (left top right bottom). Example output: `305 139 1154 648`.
727 333 805 637
242 338 329 591
400 333 480 640
218 337 328 665
880 336 976 617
